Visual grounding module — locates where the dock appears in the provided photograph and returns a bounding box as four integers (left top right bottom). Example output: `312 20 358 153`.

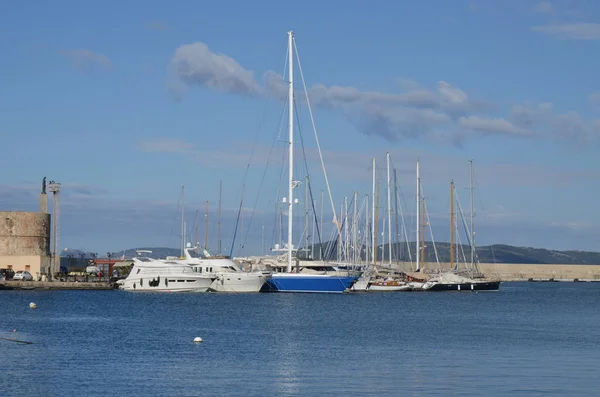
0 280 114 290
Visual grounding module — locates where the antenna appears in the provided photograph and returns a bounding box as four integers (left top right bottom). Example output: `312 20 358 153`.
48 181 61 280
204 200 209 250
217 180 222 254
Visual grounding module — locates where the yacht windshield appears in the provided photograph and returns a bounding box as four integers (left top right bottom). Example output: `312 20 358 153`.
186 248 216 259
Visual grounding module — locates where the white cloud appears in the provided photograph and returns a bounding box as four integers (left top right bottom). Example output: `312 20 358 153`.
458 115 532 136
169 42 262 97
532 23 600 40
509 103 600 142
61 49 111 72
437 81 468 104
167 40 599 144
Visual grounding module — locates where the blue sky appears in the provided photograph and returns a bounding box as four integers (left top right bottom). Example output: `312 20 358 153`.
1 0 600 256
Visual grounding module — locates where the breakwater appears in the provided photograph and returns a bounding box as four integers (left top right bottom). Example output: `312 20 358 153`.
404 262 600 281
0 280 114 290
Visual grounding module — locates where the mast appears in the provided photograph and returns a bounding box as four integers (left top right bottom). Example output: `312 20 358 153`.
311 199 316 260
337 201 343 262
319 189 324 260
365 194 369 264
305 175 309 257
217 180 222 254
353 192 358 263
421 194 425 271
344 196 348 261
286 30 294 273
193 209 199 250
386 152 392 264
181 185 185 257
450 181 455 270
469 159 475 270
374 178 380 267
371 157 376 264
204 200 209 250
393 168 400 264
415 160 420 272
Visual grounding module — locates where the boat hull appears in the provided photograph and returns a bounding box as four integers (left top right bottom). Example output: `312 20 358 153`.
424 281 500 291
209 272 271 292
368 283 412 291
119 275 214 292
261 273 358 293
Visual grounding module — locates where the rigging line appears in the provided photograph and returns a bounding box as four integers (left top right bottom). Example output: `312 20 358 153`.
455 190 475 269
239 99 289 252
230 42 288 256
273 146 288 247
293 99 326 258
393 167 412 265
269 137 290 250
324 195 356 262
422 188 441 265
453 190 469 269
293 39 341 239
229 184 245 258
168 188 184 239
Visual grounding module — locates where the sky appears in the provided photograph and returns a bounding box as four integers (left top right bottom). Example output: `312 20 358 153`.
1 0 600 256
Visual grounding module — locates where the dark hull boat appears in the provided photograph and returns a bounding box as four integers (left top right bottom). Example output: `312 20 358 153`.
424 280 500 291
422 273 500 292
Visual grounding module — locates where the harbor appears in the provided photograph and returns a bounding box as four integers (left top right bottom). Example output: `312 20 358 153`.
4 5 600 396
2 262 599 291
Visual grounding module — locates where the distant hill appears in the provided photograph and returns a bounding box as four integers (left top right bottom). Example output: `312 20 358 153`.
110 247 182 259
298 241 600 265
63 243 600 264
61 248 96 258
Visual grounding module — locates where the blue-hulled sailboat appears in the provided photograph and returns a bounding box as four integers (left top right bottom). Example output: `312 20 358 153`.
261 31 358 293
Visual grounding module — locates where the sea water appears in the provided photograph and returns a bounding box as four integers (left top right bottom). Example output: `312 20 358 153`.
1 282 599 396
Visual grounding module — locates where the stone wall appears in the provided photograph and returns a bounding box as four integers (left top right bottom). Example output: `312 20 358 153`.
0 211 51 256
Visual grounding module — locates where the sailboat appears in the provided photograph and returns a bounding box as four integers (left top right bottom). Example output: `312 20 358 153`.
260 31 358 293
368 153 411 291
421 161 500 291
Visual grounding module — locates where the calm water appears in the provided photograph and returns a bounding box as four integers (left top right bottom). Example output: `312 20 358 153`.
2 282 599 396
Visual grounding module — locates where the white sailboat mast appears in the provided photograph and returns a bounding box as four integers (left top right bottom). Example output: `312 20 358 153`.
287 30 295 273
371 157 376 264
416 160 421 272
469 159 475 269
386 152 392 264
181 185 185 258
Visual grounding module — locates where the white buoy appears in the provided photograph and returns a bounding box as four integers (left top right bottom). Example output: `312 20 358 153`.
193 337 203 343
13 329 17 332
29 302 37 309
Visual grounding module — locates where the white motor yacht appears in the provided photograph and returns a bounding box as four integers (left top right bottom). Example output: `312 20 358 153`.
117 257 215 292
179 244 271 293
